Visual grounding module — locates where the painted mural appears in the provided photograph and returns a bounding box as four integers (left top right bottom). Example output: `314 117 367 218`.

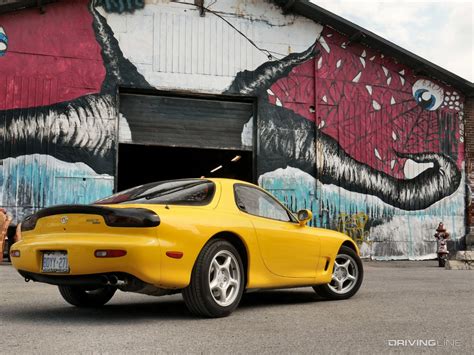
225 28 466 259
0 0 467 259
97 0 144 13
0 0 150 223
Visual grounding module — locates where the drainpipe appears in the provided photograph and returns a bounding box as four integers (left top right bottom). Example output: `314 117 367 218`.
282 0 297 13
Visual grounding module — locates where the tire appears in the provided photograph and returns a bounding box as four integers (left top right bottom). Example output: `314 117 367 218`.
182 239 244 318
58 285 116 307
313 246 363 300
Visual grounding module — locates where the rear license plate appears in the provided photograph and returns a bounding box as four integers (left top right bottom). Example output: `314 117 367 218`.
42 251 69 273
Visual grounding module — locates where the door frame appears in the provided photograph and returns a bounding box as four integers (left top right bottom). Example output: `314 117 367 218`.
115 87 258 192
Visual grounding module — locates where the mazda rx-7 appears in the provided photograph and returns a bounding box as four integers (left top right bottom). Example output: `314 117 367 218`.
10 178 363 317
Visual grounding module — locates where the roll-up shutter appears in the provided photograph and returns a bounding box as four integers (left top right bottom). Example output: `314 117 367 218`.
119 94 254 151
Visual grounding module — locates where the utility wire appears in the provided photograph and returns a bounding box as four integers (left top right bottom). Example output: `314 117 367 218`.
173 1 286 60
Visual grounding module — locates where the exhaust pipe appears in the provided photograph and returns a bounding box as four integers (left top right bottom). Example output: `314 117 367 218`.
101 274 128 287
109 274 119 285
100 275 109 285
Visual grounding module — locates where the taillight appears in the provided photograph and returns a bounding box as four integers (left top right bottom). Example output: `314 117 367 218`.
20 206 160 231
10 250 20 258
103 213 159 227
94 250 127 258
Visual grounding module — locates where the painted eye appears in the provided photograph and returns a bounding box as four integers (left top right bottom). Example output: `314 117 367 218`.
0 27 7 57
412 79 443 111
414 89 437 110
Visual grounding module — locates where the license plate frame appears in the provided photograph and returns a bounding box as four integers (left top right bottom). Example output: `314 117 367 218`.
42 251 69 273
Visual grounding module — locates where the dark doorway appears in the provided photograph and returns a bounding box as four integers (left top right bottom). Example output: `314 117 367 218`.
117 144 253 191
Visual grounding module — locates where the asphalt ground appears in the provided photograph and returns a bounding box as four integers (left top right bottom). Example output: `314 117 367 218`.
0 260 472 354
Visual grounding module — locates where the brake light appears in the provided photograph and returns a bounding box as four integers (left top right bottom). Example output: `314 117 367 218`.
94 250 127 258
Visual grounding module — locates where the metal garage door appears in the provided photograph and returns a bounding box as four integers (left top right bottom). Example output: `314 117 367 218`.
119 93 254 151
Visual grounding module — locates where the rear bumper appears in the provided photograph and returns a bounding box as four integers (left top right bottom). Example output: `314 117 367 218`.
10 234 161 285
18 270 124 287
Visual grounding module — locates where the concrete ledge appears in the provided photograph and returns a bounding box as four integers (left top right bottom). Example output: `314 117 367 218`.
445 260 474 270
465 233 474 250
455 251 474 261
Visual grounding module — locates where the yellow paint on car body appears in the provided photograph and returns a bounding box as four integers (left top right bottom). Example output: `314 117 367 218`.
11 179 358 290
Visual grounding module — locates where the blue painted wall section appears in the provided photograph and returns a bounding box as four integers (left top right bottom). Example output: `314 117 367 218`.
0 155 113 223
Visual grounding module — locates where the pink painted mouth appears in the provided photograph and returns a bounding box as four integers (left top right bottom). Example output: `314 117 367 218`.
267 29 464 179
0 0 105 111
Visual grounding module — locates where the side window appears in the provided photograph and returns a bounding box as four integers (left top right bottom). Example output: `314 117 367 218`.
234 185 292 222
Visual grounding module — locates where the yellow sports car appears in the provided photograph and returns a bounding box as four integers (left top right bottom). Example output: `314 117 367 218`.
10 178 363 317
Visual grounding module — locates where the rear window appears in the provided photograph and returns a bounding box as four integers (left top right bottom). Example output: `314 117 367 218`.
95 179 216 206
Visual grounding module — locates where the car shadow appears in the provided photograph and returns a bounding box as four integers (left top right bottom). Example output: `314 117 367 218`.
240 288 323 309
5 289 324 323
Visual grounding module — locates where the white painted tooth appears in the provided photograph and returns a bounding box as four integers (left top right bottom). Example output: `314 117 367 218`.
446 91 451 95
361 50 367 57
317 56 323 69
399 69 405 75
319 36 330 53
352 71 362 83
387 76 392 85
453 91 458 95
455 107 460 111
341 42 347 49
375 148 382 160
369 56 375 61
392 131 397 140
359 57 366 68
381 54 384 58
449 105 454 109
390 159 396 170
322 95 328 103
318 120 326 129
326 33 333 37
275 98 282 106
382 66 389 76
460 136 464 143
455 101 459 106
400 75 405 86
336 59 342 68
267 89 275 96
365 85 373 95
391 96 396 105
372 100 381 110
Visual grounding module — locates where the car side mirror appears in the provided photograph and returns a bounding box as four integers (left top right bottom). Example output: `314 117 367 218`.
297 209 313 226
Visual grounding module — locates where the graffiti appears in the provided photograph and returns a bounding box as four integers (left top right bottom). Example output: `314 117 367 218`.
97 0 144 14
227 44 462 211
0 0 467 259
226 13 465 258
0 26 7 56
336 212 371 245
0 0 151 222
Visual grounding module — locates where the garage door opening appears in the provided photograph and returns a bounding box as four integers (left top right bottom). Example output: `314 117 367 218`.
117 143 253 192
